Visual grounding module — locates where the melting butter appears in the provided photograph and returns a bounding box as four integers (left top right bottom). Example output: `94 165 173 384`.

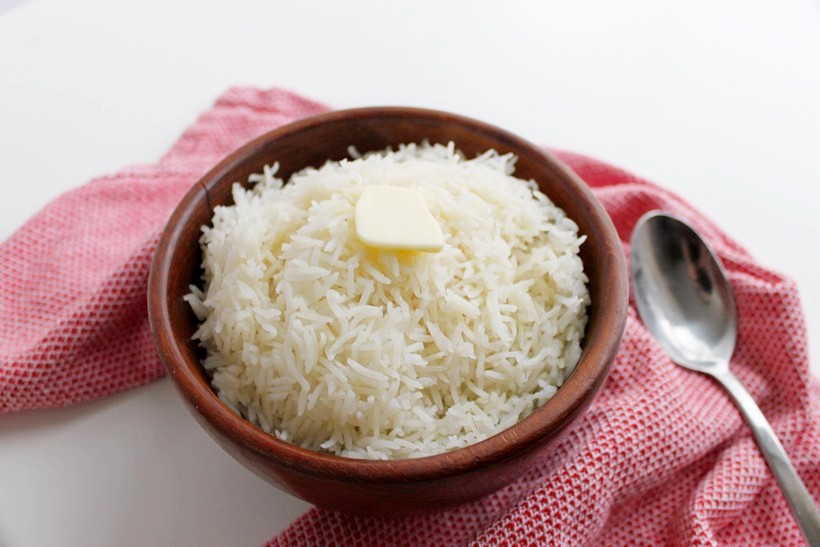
354 185 444 252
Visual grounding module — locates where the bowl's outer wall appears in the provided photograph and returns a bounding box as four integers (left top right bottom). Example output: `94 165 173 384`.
149 108 628 515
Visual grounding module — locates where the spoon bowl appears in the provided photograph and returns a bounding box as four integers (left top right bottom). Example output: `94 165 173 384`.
630 212 736 371
631 211 820 545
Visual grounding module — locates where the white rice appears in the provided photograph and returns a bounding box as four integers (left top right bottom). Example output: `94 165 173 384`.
186 142 589 460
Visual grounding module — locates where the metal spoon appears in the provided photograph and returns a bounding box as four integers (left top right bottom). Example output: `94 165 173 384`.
630 211 820 545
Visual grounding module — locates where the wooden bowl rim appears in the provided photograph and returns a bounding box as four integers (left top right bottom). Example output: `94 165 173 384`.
149 106 628 483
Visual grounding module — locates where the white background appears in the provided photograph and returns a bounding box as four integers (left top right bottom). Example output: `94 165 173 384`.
1 0 818 545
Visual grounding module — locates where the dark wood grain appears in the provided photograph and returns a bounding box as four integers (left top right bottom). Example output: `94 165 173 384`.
147 107 629 515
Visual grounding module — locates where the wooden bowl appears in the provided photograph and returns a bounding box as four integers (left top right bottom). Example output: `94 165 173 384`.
148 107 628 516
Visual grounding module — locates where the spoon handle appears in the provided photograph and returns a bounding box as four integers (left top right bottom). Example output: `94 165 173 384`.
714 370 820 545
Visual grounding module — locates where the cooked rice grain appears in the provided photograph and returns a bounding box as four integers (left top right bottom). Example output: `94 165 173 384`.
186 142 589 459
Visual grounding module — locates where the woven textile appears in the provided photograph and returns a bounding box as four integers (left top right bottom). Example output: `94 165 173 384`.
1 88 816 546
0 88 327 412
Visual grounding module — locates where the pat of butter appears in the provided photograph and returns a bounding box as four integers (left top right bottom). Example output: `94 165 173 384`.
355 185 444 252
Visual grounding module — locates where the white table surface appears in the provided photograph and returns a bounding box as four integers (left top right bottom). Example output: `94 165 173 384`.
1 0 818 545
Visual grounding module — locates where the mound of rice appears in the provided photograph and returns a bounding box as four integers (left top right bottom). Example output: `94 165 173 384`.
185 142 589 460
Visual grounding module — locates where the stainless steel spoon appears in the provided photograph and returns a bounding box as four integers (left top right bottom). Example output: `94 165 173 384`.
630 211 820 545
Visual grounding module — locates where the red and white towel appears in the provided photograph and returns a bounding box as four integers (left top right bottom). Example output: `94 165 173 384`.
2 88 817 546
